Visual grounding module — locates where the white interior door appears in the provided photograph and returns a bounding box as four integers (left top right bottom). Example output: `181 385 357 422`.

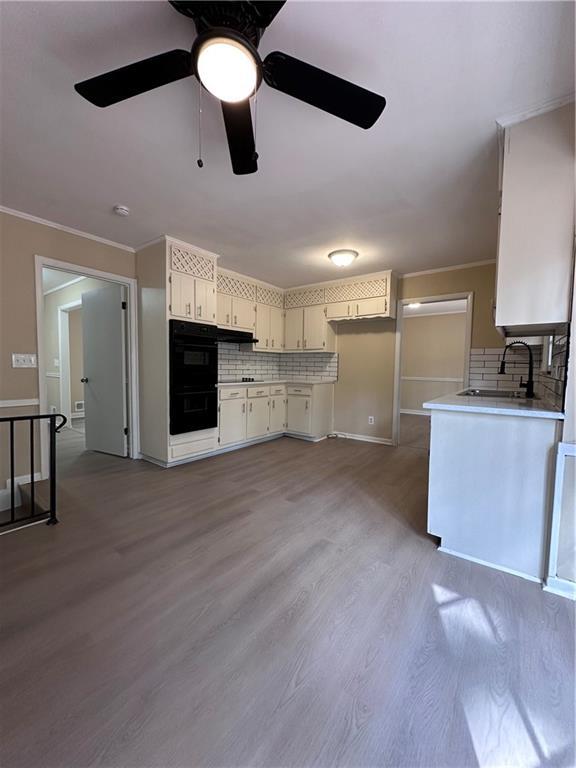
81 284 128 456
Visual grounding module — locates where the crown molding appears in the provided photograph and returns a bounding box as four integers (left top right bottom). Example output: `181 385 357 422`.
0 206 135 253
496 94 575 129
401 259 496 278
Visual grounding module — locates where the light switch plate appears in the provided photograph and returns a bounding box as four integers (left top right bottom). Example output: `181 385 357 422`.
12 353 37 368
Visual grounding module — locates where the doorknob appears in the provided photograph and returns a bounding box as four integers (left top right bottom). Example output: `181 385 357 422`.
80 377 88 383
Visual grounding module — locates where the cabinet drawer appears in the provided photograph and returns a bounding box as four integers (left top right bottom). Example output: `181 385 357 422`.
219 388 247 401
247 385 270 398
170 435 216 459
270 384 286 395
287 385 313 396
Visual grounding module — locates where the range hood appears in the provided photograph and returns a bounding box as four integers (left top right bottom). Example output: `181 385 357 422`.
216 328 258 344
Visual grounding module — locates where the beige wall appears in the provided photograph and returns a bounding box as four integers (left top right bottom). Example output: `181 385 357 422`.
400 313 467 410
334 318 396 440
0 211 134 401
69 309 84 412
400 263 502 349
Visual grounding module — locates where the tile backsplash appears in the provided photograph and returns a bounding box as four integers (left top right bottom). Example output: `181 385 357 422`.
469 338 568 410
218 343 338 383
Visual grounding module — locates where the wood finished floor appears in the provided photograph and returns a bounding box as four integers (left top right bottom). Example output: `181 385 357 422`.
1 433 574 768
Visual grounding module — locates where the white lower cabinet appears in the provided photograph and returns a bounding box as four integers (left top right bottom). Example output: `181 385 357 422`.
247 396 270 439
270 395 287 433
219 398 247 446
287 395 312 434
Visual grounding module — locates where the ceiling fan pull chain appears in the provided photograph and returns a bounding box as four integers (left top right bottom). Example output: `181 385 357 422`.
197 81 204 169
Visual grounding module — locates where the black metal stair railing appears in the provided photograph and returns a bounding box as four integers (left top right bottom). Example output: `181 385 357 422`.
0 413 67 530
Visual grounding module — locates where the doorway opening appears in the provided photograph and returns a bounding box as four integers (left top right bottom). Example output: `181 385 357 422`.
393 293 473 449
36 258 139 474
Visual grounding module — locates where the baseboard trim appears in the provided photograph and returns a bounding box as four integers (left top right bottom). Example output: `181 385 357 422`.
0 473 43 511
0 518 49 537
335 432 393 445
400 409 430 416
438 546 542 584
543 577 576 600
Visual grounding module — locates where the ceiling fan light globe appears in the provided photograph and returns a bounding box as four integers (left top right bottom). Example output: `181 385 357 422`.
328 249 359 267
197 37 258 103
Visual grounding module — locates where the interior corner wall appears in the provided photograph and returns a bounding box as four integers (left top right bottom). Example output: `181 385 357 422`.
400 263 502 349
0 211 135 403
334 318 396 440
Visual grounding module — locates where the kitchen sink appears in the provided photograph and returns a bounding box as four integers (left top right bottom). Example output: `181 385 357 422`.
459 388 539 400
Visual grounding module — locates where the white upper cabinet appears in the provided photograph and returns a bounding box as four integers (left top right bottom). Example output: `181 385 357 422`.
285 308 304 350
170 271 195 319
270 306 284 350
195 279 216 324
255 303 271 350
217 293 232 327
496 104 575 332
231 297 256 331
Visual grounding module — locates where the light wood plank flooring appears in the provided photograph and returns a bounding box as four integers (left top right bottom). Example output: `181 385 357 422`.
1 436 574 768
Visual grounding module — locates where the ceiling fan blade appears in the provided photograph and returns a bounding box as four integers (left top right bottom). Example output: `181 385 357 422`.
263 51 386 129
75 50 193 107
250 1 287 27
221 100 258 175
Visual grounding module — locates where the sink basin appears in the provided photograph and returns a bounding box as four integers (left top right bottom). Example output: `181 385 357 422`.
459 388 539 400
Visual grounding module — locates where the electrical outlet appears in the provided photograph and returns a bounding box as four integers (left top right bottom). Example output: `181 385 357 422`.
12 353 37 368
368 416 375 425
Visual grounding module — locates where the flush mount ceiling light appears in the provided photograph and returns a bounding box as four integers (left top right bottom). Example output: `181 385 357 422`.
328 249 359 267
195 34 259 103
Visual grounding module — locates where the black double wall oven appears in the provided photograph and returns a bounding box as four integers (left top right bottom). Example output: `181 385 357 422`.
169 320 218 435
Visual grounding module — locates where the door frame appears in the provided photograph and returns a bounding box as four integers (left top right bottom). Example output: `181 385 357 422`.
57 299 82 426
35 255 140 474
391 292 473 446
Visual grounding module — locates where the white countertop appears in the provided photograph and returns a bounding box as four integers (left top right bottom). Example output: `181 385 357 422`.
423 391 564 420
217 379 337 388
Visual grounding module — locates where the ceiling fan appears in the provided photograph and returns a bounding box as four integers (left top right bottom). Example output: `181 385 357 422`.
75 1 387 175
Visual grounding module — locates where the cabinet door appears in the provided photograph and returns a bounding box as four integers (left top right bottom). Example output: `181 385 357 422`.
219 398 247 446
269 306 284 350
285 308 303 350
195 279 216 324
354 297 388 317
303 305 327 350
287 395 312 434
255 304 271 350
217 293 232 327
326 302 351 319
232 297 256 331
170 272 195 319
246 397 270 439
270 396 286 433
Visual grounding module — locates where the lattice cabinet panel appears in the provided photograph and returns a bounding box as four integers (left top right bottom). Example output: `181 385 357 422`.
217 272 257 301
170 245 215 281
256 286 284 308
324 278 388 303
284 288 326 308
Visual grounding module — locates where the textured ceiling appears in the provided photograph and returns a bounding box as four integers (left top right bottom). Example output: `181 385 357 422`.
1 1 574 286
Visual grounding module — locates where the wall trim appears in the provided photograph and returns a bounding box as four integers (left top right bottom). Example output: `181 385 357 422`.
0 472 42 512
0 399 40 408
334 432 393 445
400 409 430 416
496 94 575 129
45 372 60 379
438 546 542 584
0 206 135 253
401 376 463 383
543 577 576 601
401 260 496 278
43 276 86 296
545 442 576 594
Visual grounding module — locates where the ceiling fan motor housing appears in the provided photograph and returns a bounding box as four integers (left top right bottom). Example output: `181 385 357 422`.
169 1 266 47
